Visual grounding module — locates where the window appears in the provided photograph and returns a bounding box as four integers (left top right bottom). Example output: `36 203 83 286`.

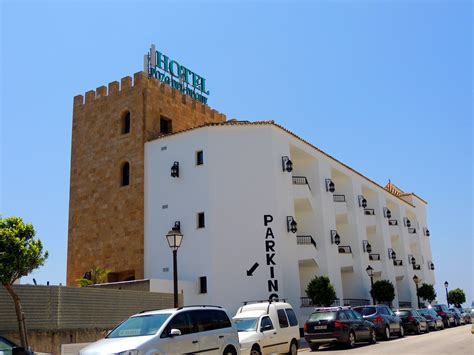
121 162 130 186
213 310 232 329
379 307 389 315
193 310 215 332
260 316 274 331
160 116 172 134
277 309 289 328
199 276 207 294
164 311 195 336
197 212 205 228
285 308 298 327
122 111 131 134
196 150 204 165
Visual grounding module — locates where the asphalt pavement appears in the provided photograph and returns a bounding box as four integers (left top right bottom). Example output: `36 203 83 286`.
298 324 473 354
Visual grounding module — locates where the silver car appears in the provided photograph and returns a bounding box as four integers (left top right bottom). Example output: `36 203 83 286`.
80 305 240 355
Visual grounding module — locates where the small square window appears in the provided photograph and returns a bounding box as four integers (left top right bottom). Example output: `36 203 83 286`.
160 116 172 134
197 212 205 228
196 150 204 165
199 276 207 294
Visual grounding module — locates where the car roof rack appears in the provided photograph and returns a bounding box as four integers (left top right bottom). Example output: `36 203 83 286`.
239 298 288 314
176 305 223 310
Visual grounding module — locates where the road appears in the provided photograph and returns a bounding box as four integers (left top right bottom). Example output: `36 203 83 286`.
299 324 473 354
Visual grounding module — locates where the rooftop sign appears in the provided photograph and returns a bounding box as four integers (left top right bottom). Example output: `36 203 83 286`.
144 44 209 105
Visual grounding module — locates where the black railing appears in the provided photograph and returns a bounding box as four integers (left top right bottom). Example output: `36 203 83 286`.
343 299 370 307
413 264 421 270
333 194 346 202
301 297 340 307
292 176 311 190
364 209 375 215
338 245 352 254
393 259 403 266
408 228 417 234
388 219 398 226
369 253 381 261
297 235 317 249
399 301 412 308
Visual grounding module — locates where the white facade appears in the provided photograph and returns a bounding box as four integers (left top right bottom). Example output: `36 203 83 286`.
144 122 435 324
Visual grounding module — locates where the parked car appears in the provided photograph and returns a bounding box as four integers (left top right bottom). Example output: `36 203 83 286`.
80 305 240 355
417 309 444 330
432 304 455 328
303 306 376 351
353 305 404 340
459 308 472 324
233 300 300 355
0 336 34 355
394 309 429 334
449 308 465 325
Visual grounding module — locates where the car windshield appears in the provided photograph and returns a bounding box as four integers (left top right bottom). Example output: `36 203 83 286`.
418 310 430 316
107 314 172 338
308 312 336 322
234 318 258 332
432 305 445 312
354 307 376 316
396 310 411 316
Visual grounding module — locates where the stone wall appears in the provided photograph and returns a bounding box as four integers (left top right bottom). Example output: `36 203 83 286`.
67 71 226 285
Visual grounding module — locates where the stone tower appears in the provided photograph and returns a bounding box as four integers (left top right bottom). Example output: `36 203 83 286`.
67 71 226 286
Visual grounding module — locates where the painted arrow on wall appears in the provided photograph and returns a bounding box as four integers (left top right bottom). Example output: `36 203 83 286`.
247 262 260 276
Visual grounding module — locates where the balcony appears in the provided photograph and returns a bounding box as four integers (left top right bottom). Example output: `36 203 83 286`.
413 264 421 270
343 299 370 307
408 228 417 234
364 209 375 215
388 219 398 226
296 235 317 249
333 194 347 215
338 246 352 254
333 194 346 202
301 297 340 307
292 176 311 189
393 259 403 266
364 208 376 226
292 176 313 205
369 253 381 261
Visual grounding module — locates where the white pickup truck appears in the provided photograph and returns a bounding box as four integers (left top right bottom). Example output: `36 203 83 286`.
233 300 300 355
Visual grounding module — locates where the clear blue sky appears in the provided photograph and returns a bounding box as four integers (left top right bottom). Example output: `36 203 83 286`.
1 0 472 306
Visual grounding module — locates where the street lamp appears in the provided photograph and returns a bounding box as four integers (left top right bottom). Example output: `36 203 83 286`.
166 223 183 308
444 281 449 306
366 265 375 305
413 275 421 308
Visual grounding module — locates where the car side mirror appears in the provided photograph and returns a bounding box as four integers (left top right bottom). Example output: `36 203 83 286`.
260 324 272 332
169 328 182 337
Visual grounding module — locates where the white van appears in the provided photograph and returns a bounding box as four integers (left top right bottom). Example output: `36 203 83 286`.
233 300 300 355
80 305 240 355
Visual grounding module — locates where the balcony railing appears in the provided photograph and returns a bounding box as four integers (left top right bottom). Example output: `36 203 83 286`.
292 176 311 190
333 194 346 202
343 299 370 307
301 297 340 307
338 245 352 254
408 228 417 234
364 209 375 215
413 264 421 270
369 253 381 261
399 301 412 308
388 219 398 226
297 235 317 249
393 259 403 266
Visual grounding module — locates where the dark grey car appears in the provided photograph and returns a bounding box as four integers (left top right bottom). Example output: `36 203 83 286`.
353 305 404 340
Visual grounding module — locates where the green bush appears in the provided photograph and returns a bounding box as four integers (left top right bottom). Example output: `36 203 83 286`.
372 280 395 304
305 276 337 307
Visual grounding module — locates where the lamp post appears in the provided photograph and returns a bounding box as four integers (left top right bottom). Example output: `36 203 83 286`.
413 275 421 308
366 265 375 305
166 224 183 308
444 281 449 306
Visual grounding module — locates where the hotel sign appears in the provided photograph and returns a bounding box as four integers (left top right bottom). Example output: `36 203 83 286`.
144 44 209 105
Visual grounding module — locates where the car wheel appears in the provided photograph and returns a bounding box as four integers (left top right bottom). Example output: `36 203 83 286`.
415 323 422 334
287 340 298 355
250 346 261 355
309 343 320 351
425 324 430 333
383 325 391 340
369 329 377 344
398 325 405 338
223 346 237 355
347 331 356 348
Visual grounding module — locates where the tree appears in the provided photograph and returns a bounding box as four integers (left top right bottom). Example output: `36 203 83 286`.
448 288 466 308
417 283 436 304
372 280 395 305
305 276 337 307
76 266 111 287
0 216 48 348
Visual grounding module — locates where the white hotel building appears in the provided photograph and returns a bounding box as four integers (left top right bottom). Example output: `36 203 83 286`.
143 120 435 323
